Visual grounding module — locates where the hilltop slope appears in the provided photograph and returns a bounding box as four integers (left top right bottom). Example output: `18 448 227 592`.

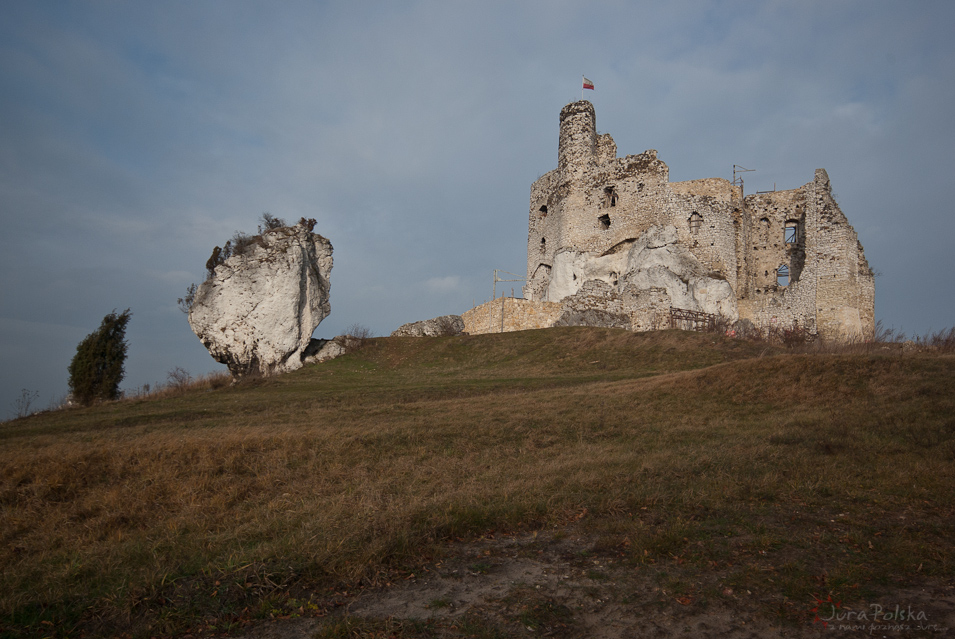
1 328 953 638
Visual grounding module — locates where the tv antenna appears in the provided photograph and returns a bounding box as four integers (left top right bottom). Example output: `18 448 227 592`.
733 165 755 196
493 269 525 299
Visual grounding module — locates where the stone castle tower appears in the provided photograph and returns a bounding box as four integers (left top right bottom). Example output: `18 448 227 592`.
463 100 875 339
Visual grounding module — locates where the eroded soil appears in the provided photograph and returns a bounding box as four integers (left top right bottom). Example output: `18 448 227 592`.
229 527 954 639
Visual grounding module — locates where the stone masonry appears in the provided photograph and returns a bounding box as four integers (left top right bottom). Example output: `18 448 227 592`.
466 100 874 339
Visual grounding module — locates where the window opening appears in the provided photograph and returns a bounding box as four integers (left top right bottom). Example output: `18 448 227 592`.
603 186 618 208
539 205 548 216
785 220 799 244
689 212 702 235
540 237 546 252
598 214 611 230
777 264 790 287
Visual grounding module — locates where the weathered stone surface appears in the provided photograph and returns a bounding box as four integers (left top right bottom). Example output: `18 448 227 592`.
543 224 738 326
461 298 562 335
391 315 465 337
188 222 333 377
301 335 362 365
624 225 738 319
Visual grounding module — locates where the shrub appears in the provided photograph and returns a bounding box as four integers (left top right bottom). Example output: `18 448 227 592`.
346 323 375 340
67 309 132 406
178 283 198 314
11 389 39 419
166 367 193 391
918 327 955 353
204 242 230 278
258 213 286 232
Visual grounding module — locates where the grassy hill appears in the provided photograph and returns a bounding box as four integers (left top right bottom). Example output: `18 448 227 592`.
1 327 953 638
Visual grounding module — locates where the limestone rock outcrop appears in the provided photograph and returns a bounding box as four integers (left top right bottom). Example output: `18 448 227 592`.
188 222 333 377
391 315 465 337
301 335 362 365
546 225 738 324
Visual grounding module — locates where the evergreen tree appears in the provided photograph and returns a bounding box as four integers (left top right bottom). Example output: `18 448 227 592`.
68 309 132 405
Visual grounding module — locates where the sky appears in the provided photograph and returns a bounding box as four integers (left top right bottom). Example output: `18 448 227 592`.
2 0 953 418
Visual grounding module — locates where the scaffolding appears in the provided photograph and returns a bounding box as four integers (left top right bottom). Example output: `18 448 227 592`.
669 308 718 332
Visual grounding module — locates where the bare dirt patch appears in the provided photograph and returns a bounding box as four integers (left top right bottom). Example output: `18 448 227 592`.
230 527 954 638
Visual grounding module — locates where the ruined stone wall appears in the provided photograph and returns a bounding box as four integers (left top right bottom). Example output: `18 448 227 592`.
462 297 562 335
522 100 874 339
461 286 670 336
738 183 818 332
805 170 875 338
666 178 741 291
742 189 807 295
526 169 560 300
526 100 738 304
737 170 874 338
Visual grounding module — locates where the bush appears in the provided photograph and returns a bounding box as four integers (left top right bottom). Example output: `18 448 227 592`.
67 309 132 406
178 283 198 314
166 367 193 391
346 323 375 340
258 213 286 232
11 389 39 419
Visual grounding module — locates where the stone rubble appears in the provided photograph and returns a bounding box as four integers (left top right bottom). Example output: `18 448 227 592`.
391 315 466 338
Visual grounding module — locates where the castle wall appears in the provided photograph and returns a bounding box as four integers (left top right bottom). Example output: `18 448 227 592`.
805 170 876 338
522 100 874 339
666 178 741 291
462 297 562 335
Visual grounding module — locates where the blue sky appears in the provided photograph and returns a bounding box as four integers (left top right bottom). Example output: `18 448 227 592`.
2 1 953 417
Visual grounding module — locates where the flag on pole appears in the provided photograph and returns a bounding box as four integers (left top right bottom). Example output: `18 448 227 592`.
582 76 595 90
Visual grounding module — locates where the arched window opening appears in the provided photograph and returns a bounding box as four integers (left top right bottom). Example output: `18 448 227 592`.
689 212 702 235
539 205 548 217
540 237 546 252
598 214 611 230
777 264 790 287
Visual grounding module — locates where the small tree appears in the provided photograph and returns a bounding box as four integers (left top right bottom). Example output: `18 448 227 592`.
68 309 132 406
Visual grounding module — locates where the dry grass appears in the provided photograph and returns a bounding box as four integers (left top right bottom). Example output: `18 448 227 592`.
1 327 953 637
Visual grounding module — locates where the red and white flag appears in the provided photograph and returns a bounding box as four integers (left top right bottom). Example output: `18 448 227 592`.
582 76 595 90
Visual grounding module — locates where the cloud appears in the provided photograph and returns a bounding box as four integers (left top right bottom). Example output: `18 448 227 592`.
425 276 461 294
2 0 954 416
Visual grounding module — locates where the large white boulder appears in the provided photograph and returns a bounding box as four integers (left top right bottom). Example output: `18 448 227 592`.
188 221 333 377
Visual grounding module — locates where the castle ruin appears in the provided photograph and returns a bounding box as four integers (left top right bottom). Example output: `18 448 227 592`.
463 100 874 339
